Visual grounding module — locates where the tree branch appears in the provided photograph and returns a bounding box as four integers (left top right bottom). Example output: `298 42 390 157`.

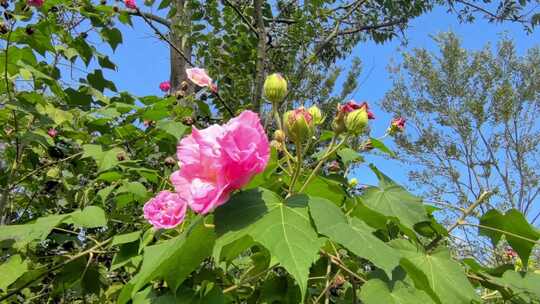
222 0 259 38
337 18 407 35
252 0 266 113
123 9 171 27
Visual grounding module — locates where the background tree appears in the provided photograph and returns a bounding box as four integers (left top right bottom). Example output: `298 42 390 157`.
382 32 540 264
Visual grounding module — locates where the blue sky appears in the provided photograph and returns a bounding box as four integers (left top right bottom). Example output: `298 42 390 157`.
102 4 538 189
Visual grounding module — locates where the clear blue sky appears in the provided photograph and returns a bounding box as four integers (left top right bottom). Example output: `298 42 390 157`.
102 4 537 189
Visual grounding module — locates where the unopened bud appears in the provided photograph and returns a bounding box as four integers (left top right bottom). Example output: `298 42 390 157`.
270 140 282 151
274 130 286 143
264 73 287 105
308 105 324 125
284 107 313 142
47 128 58 138
388 117 405 135
181 81 189 91
348 178 358 188
181 116 195 125
345 108 368 134
164 156 176 166
116 152 127 161
328 160 341 172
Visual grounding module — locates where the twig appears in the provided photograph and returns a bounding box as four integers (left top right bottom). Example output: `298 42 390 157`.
222 0 259 38
123 9 171 27
461 222 540 245
136 8 194 67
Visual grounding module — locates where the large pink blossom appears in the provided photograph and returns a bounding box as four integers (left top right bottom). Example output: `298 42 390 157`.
143 191 187 229
171 110 269 214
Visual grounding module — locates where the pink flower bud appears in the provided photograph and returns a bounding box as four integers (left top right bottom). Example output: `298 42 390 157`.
47 128 58 138
27 0 44 7
124 0 136 9
388 117 406 136
143 191 187 229
284 107 314 142
159 81 171 92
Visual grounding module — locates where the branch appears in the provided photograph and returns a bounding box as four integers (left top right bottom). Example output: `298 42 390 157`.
135 8 194 67
123 9 171 27
337 18 407 35
454 0 532 24
222 0 259 38
252 0 266 112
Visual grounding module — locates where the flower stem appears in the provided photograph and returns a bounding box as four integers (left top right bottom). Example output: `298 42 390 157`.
287 141 303 195
298 136 347 193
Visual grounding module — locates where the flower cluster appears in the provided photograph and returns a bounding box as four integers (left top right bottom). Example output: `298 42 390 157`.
143 110 270 229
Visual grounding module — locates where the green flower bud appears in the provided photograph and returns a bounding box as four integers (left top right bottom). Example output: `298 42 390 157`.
284 107 313 142
308 105 324 125
345 108 368 134
348 178 358 188
264 73 288 104
274 129 286 143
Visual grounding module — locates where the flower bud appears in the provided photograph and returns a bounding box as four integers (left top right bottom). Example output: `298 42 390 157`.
47 128 58 138
284 107 313 142
308 105 324 125
164 156 176 166
348 178 358 188
273 129 286 143
270 140 282 151
388 117 405 135
345 108 368 134
264 73 287 104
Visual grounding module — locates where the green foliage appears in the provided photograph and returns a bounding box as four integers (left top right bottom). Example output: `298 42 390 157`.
0 0 538 302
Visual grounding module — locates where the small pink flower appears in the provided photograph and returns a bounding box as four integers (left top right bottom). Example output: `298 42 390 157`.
47 128 58 138
391 117 406 131
159 81 171 92
186 68 216 90
143 191 187 229
505 247 517 258
27 0 44 7
124 0 137 9
170 110 269 214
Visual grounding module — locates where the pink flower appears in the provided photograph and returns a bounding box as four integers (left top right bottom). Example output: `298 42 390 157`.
391 117 406 131
143 191 187 229
27 0 44 7
47 128 58 138
159 81 171 92
124 0 137 9
171 110 269 214
186 68 217 92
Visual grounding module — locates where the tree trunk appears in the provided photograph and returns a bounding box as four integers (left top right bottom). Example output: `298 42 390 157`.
253 0 266 113
169 0 191 93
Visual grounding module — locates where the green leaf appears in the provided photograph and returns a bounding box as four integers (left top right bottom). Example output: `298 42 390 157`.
337 147 363 165
100 28 123 51
479 209 540 266
82 144 124 172
369 138 396 157
360 165 428 229
491 270 540 301
360 278 435 304
156 120 188 140
0 255 29 291
87 69 117 92
308 196 400 275
299 175 347 204
70 206 107 228
119 219 215 302
112 231 142 247
391 240 479 304
214 188 324 300
0 214 68 244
